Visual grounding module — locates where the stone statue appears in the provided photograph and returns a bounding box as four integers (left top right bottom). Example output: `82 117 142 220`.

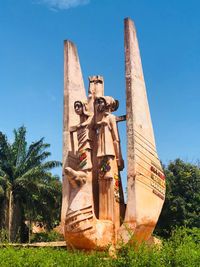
65 100 93 187
95 96 124 229
61 18 166 251
95 96 123 170
64 100 94 236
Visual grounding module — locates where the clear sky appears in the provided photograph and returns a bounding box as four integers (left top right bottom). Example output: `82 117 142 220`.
0 0 200 180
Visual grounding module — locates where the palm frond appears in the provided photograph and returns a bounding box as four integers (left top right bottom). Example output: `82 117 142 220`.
12 126 27 167
0 132 13 178
41 161 62 171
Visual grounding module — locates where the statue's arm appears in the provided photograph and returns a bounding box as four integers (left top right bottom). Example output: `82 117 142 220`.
110 116 124 171
69 125 77 132
80 115 93 127
69 115 93 132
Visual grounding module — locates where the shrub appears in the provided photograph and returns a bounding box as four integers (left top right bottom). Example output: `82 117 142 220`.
30 230 64 243
0 229 9 243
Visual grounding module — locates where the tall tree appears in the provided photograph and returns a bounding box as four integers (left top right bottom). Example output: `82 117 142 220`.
155 159 200 237
0 126 61 242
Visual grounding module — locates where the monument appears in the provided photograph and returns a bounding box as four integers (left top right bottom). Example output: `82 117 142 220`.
61 18 166 250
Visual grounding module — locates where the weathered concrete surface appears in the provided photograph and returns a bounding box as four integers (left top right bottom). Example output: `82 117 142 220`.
63 79 123 250
118 18 165 243
61 41 87 228
65 219 114 250
62 19 165 250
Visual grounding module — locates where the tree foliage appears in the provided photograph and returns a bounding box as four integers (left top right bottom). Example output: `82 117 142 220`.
0 126 62 242
155 159 200 237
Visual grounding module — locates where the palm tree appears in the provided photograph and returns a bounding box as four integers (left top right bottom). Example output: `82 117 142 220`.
0 126 61 242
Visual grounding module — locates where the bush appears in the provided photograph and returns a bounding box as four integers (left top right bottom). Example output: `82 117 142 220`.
0 229 9 243
30 230 64 243
161 227 200 267
155 159 200 237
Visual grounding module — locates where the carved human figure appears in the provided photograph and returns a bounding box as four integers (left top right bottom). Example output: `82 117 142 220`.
65 101 95 231
65 101 94 187
95 97 123 169
94 96 124 228
65 98 115 248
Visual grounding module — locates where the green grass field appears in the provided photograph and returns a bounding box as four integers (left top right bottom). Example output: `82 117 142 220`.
0 228 199 267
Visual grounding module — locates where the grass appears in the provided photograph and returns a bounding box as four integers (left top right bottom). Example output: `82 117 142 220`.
0 228 199 267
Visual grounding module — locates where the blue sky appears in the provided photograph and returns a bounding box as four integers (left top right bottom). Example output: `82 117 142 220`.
0 0 200 179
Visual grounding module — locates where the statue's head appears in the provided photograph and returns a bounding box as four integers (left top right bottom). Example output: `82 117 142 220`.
88 75 104 98
95 96 119 113
74 101 90 116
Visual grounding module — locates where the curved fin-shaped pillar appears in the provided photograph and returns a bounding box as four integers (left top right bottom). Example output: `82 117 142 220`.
118 18 166 243
61 41 87 227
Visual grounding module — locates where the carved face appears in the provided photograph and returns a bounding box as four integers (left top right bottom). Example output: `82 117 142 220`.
95 98 106 112
74 102 83 115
